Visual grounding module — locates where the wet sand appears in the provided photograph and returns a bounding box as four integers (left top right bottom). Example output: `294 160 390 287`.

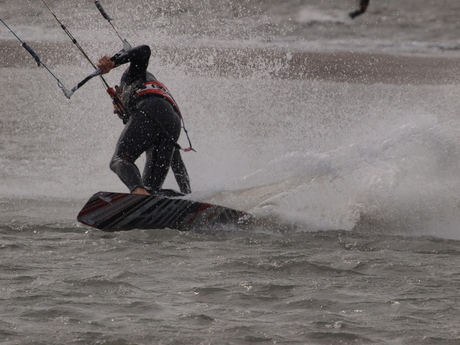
1 39 459 85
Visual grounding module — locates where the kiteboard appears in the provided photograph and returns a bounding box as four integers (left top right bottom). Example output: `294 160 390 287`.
77 191 253 232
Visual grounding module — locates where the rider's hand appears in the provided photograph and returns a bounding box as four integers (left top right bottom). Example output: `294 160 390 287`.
97 55 115 74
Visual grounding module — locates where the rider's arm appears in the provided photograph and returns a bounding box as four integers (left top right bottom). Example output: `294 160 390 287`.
97 45 151 82
112 45 151 83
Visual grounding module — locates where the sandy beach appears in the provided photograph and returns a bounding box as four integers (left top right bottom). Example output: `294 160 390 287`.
1 39 459 85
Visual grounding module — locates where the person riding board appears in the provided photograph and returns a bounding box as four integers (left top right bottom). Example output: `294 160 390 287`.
349 0 370 19
97 45 191 196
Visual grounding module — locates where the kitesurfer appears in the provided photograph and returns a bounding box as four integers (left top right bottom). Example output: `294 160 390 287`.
97 45 191 196
349 0 370 19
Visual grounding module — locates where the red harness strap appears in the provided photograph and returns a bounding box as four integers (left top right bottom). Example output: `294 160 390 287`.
136 80 182 117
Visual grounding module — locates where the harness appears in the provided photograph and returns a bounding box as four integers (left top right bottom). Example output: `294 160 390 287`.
135 80 194 152
136 80 182 117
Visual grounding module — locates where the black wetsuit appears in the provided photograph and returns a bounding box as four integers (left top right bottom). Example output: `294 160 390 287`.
109 45 191 195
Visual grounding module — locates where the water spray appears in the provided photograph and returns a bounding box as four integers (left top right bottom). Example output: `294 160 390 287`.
0 18 72 98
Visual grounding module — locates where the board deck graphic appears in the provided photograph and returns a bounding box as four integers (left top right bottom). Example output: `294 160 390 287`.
77 191 252 231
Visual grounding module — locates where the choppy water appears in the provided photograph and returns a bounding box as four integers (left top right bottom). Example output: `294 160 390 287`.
1 0 460 344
